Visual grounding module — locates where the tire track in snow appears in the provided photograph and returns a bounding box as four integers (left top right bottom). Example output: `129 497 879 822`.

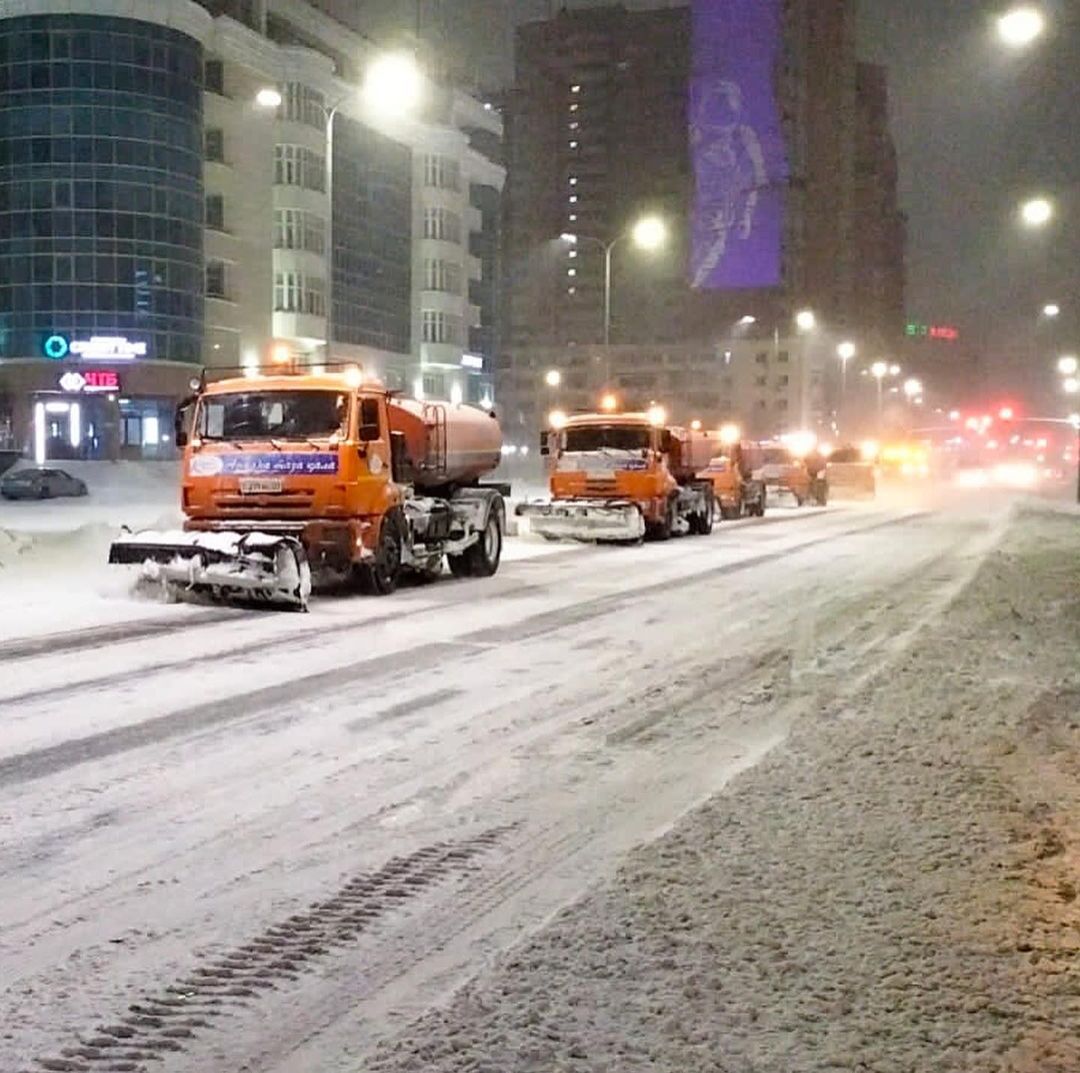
24 826 515 1073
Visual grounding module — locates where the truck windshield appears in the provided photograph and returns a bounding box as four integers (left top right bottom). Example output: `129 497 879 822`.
565 426 651 452
198 391 348 441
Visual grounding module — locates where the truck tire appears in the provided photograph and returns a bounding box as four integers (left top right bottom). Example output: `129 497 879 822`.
357 507 406 595
647 497 676 541
720 499 742 521
449 503 503 579
689 491 714 535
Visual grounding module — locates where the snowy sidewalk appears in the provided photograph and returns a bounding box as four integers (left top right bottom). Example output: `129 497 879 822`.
366 505 1080 1073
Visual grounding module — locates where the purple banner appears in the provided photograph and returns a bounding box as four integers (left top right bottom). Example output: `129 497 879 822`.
690 0 788 290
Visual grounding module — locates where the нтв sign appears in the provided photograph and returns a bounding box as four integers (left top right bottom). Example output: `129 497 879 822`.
58 370 121 394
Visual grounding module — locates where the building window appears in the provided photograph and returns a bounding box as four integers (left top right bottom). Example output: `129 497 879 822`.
423 259 461 294
273 271 325 316
205 194 225 232
778 350 790 363
422 372 444 398
776 375 789 388
423 154 460 191
776 399 789 411
282 83 326 129
423 207 462 243
755 351 769 365
205 128 225 163
204 59 225 96
754 375 767 388
274 145 326 192
273 209 326 255
422 310 462 345
206 260 229 299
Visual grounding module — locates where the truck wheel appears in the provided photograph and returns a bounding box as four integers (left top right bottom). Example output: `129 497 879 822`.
449 504 503 578
357 508 405 595
647 498 676 541
690 493 714 535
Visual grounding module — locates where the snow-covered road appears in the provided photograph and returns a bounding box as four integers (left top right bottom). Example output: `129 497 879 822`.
0 495 1011 1071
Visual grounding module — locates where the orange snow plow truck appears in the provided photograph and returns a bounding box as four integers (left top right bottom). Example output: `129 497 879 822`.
517 408 717 542
109 370 506 609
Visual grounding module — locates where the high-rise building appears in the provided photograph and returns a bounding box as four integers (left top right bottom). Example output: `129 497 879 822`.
0 0 503 462
853 63 906 353
500 1 904 449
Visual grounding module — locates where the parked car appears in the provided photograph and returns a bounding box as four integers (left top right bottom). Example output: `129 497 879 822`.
0 467 88 500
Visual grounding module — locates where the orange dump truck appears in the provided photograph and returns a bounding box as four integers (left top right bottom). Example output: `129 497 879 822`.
110 370 505 608
698 441 767 519
518 410 716 542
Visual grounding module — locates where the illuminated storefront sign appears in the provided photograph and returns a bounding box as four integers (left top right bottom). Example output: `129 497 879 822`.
460 353 484 369
44 335 148 361
906 322 959 342
58 370 121 394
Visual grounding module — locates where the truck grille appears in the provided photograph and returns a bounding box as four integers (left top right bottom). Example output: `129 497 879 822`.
212 493 316 514
583 478 618 496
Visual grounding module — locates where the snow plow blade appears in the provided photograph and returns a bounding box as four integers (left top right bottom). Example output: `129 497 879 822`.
109 530 312 610
516 499 645 543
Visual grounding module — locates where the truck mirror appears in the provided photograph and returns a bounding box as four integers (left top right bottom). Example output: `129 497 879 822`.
539 432 550 457
660 431 673 454
358 397 381 442
358 423 381 442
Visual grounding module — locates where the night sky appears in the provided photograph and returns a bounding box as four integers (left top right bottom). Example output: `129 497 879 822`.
409 0 1079 400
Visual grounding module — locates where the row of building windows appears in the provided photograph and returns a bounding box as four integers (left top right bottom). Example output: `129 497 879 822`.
422 206 462 243
0 282 199 319
423 154 460 191
0 104 201 151
273 270 326 316
274 144 326 192
273 209 326 255
0 211 202 248
0 63 201 106
423 258 462 295
0 180 198 218
280 82 326 130
421 309 463 345
0 137 200 175
1 253 200 290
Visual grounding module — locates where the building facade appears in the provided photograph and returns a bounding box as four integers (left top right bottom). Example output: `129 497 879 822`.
500 1 902 447
0 0 504 463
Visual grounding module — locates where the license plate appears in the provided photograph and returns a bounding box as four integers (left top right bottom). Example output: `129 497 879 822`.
239 477 283 494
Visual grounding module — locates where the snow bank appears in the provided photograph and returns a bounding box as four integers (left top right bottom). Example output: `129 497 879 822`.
366 503 1080 1073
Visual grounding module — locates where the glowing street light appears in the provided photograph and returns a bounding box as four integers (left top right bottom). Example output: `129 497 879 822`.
255 87 283 109
363 52 424 117
837 341 857 361
795 309 817 332
1043 303 1061 318
997 6 1046 48
631 215 667 251
738 315 757 327
1064 377 1080 395
544 368 563 388
889 363 902 377
1057 355 1079 377
719 423 741 447
903 377 923 400
1021 197 1054 228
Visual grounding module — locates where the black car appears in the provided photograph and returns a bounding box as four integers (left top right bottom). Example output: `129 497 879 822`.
0 467 89 500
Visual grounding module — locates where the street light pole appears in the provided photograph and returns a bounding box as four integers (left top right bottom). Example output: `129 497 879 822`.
603 238 616 348
324 99 344 365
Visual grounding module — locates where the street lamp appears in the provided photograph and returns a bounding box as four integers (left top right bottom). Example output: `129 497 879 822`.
1064 377 1080 395
997 6 1046 48
1020 197 1054 228
363 53 424 117
255 87 283 109
544 368 562 388
1058 355 1079 377
738 315 757 327
903 377 923 400
560 214 668 348
795 309 816 332
1043 303 1061 318
871 361 888 420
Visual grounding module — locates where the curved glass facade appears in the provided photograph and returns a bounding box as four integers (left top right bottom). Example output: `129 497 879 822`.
0 14 204 364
